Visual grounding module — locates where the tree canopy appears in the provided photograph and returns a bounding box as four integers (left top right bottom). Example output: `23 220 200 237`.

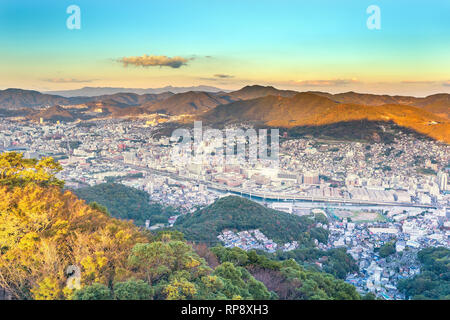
0 152 64 188
398 247 450 300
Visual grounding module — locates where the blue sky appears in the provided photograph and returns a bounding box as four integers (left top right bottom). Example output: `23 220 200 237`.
0 0 449 96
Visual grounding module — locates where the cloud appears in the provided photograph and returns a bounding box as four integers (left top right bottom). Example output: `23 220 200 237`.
294 79 361 87
214 74 234 79
401 80 436 84
198 74 235 81
42 78 96 83
442 81 450 87
118 54 189 68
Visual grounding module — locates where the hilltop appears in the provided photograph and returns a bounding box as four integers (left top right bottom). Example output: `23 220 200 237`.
174 195 322 245
27 105 75 122
0 88 86 110
143 91 229 115
222 85 298 101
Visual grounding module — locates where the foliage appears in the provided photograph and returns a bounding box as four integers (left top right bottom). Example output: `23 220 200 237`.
273 247 358 279
378 242 396 258
73 283 113 300
0 152 64 188
175 196 320 245
398 247 450 300
74 183 177 226
211 246 360 300
113 279 153 300
0 183 148 299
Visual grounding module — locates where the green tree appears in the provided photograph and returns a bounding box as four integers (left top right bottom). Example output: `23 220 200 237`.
379 242 396 258
73 283 112 300
114 279 153 300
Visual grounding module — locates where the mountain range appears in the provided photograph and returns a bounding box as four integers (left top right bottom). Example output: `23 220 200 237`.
200 91 449 143
0 85 448 143
45 85 226 97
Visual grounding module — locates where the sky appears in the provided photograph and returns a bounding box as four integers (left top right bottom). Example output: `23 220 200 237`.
0 0 449 96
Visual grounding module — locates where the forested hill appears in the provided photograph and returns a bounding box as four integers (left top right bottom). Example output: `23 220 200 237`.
398 247 450 299
174 196 327 245
73 183 177 226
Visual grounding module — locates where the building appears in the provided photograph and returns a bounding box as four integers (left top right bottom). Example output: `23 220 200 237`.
303 170 320 185
270 202 293 214
438 171 448 191
345 174 360 187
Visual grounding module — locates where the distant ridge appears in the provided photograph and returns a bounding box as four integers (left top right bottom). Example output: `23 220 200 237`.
45 85 228 97
223 85 298 101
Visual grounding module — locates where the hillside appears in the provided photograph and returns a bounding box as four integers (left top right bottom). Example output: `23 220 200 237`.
0 88 90 110
201 93 450 143
143 91 229 115
0 89 171 111
202 92 338 124
398 247 450 299
313 91 450 119
174 195 321 245
89 92 172 106
74 183 177 226
27 105 75 122
412 94 450 119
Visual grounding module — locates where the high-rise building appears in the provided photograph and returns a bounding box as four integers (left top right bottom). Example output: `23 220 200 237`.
438 171 448 191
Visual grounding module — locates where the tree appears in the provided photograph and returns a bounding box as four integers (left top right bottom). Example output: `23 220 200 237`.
73 283 112 300
0 152 64 188
74 183 176 226
247 277 271 300
164 277 197 300
127 240 205 285
398 247 450 299
114 279 153 300
0 182 148 299
379 242 396 258
362 292 376 300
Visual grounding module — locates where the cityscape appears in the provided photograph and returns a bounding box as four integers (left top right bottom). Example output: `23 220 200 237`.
1 116 448 300
0 0 449 307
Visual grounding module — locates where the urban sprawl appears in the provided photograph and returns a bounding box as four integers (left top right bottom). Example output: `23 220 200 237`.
1 118 449 300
